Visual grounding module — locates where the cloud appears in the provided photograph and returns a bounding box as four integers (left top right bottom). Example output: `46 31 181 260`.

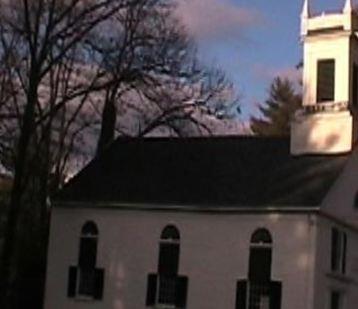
175 0 263 41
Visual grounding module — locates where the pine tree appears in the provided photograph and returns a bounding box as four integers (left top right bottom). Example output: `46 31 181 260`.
250 77 301 136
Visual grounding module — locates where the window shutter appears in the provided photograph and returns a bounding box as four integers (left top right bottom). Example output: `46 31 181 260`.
94 268 105 300
146 274 157 306
249 248 272 283
270 281 282 309
78 268 96 296
158 275 177 305
235 280 247 309
175 276 188 308
331 228 339 271
67 266 77 298
158 243 179 275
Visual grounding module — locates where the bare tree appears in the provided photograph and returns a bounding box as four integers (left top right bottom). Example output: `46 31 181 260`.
89 0 239 153
0 1 128 307
0 1 241 307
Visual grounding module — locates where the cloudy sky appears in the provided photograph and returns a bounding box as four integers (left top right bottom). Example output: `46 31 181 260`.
176 0 351 119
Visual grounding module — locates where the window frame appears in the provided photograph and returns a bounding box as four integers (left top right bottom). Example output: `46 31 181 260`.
77 221 99 299
157 225 181 306
235 228 281 309
67 221 104 301
158 225 180 277
331 227 347 275
248 228 273 284
146 225 188 308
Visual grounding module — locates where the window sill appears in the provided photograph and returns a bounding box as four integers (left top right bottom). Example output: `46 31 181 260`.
153 305 177 309
72 295 97 302
326 272 353 284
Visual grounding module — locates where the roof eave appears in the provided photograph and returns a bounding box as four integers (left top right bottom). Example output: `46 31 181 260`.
52 200 321 214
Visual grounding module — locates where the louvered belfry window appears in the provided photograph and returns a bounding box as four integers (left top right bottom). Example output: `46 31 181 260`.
317 59 335 102
353 63 358 107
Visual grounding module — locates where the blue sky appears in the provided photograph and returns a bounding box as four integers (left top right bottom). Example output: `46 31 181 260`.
177 0 352 119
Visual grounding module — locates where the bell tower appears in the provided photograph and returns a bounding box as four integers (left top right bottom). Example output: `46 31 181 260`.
291 0 358 155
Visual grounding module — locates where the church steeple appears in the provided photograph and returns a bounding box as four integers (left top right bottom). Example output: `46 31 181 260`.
343 0 353 14
291 0 357 155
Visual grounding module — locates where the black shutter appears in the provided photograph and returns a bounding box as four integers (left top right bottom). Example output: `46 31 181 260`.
158 243 179 275
67 266 77 298
342 233 347 274
146 274 157 306
94 268 105 300
175 276 188 308
79 237 97 269
331 228 339 271
270 281 282 309
248 248 272 283
235 280 247 309
317 59 335 102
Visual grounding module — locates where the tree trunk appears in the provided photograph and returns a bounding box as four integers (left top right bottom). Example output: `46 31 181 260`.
96 89 117 155
0 76 38 309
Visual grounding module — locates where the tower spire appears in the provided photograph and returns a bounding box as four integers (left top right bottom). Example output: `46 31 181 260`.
301 0 310 18
343 0 352 14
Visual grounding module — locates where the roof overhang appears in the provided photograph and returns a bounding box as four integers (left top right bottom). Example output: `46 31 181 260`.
53 200 321 214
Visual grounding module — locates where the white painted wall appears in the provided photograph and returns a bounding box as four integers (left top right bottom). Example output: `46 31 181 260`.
290 111 353 155
322 146 358 226
313 216 358 309
313 146 358 308
44 208 317 309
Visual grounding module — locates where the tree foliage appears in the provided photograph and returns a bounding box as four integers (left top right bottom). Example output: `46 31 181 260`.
250 77 301 136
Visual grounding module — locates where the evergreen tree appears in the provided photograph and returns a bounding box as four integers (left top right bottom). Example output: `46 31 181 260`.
250 77 301 136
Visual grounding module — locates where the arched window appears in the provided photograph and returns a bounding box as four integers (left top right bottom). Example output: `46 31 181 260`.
249 228 273 283
161 225 180 240
236 229 281 309
251 228 272 244
82 221 99 235
67 221 104 300
146 225 188 308
159 225 180 276
79 221 98 270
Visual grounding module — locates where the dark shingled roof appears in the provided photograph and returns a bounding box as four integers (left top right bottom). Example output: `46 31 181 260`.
55 136 351 208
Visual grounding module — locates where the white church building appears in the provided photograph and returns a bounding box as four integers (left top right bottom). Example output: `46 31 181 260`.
44 1 358 308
